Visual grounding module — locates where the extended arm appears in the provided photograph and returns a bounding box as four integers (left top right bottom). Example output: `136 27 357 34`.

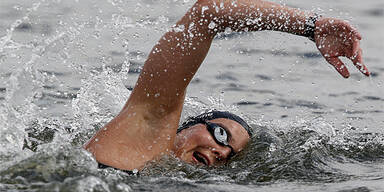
85 0 368 171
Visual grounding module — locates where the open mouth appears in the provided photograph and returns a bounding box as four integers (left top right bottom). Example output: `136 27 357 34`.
193 151 209 166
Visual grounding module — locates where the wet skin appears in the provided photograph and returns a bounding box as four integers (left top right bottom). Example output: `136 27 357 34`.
174 118 250 166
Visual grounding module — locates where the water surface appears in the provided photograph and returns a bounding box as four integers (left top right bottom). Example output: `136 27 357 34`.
0 0 383 191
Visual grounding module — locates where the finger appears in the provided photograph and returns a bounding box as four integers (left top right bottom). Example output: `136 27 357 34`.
325 57 350 78
352 48 370 76
354 30 362 40
352 38 360 56
348 25 362 40
351 26 362 40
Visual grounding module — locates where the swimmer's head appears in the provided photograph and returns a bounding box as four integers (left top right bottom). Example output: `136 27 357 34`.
177 110 253 137
174 110 252 166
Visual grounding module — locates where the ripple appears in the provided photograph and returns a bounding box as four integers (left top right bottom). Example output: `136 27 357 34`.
329 92 359 97
190 78 201 84
215 32 243 40
299 52 322 58
365 8 384 16
362 96 383 101
236 101 259 105
255 74 272 81
215 72 238 81
233 47 320 58
337 186 371 192
15 22 32 32
128 60 143 74
41 91 77 100
39 70 66 77
277 99 325 109
109 51 125 56
339 109 383 114
369 72 379 77
251 89 277 95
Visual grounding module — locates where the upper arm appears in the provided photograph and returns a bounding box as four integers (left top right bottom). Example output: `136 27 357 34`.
125 11 216 114
85 1 217 170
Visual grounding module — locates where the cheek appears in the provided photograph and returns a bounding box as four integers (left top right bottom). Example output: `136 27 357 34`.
188 131 214 149
180 129 212 150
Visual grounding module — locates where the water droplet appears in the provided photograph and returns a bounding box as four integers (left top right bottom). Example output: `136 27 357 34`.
224 27 232 34
201 6 209 15
208 21 217 29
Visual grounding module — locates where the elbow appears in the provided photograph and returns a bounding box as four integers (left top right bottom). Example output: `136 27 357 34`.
192 0 227 32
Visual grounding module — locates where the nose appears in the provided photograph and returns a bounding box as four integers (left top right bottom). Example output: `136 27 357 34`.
211 145 232 161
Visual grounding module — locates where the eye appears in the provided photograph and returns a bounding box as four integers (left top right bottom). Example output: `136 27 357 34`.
213 126 228 145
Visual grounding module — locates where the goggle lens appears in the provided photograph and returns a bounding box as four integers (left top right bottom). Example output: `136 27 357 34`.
204 121 236 159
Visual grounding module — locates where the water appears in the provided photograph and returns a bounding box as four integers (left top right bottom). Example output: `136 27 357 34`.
0 0 383 191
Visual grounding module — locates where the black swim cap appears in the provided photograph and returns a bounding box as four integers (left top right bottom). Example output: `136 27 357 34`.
177 110 253 137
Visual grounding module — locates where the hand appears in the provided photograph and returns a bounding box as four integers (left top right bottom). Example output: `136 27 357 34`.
314 18 369 78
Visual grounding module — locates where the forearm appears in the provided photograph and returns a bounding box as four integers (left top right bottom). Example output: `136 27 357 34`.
203 0 312 37
129 0 313 112
127 2 216 112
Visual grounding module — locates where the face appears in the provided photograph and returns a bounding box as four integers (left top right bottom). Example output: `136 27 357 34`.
174 118 250 166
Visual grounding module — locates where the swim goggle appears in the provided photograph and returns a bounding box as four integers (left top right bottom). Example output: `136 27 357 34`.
203 121 236 160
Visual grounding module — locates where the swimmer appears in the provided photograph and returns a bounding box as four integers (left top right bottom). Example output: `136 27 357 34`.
84 0 369 171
